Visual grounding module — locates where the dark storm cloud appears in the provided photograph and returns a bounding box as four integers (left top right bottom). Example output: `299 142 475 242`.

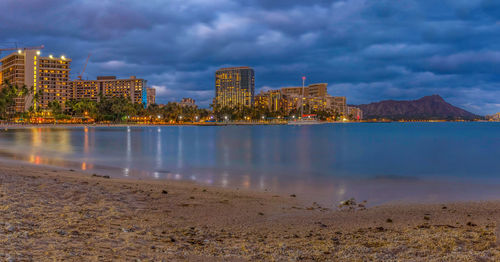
1 0 499 114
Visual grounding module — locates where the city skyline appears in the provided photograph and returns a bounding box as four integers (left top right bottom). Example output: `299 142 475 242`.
1 1 499 114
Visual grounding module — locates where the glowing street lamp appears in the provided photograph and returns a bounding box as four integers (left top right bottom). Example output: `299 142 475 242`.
157 115 161 119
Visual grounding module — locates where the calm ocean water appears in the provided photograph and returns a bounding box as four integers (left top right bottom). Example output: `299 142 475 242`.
0 122 499 205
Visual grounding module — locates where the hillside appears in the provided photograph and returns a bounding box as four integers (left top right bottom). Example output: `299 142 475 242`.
357 95 480 120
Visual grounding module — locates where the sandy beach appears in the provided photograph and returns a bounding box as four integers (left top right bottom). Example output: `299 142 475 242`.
0 161 499 261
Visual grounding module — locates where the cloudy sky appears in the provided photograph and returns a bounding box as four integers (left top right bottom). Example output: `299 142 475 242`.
1 0 499 114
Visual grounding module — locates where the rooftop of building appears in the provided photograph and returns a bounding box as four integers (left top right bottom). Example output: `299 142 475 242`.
0 50 71 62
281 83 328 89
216 66 254 71
71 76 143 82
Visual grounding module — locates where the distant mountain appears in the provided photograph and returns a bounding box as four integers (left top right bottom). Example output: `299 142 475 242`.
357 95 481 120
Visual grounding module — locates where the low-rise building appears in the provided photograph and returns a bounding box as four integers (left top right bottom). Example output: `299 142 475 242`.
486 113 500 121
347 106 363 120
179 98 196 107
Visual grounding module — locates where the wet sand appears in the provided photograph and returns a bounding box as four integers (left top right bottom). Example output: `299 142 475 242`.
1 161 500 261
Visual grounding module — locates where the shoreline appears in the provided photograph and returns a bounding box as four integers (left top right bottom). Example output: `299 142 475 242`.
1 161 500 260
0 120 497 129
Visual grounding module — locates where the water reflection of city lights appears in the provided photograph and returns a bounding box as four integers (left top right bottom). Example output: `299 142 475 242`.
123 168 129 176
81 162 87 170
222 172 229 187
153 172 160 179
175 174 181 180
337 185 346 198
242 175 250 188
190 175 196 181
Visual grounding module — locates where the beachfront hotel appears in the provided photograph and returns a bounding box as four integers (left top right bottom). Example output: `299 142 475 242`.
0 49 71 112
254 83 349 116
215 66 255 108
254 90 284 112
71 76 148 104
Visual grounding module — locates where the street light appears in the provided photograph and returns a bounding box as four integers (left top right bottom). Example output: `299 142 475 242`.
157 115 161 119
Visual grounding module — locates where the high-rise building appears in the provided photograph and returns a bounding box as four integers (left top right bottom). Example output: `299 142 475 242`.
215 67 254 108
326 96 347 115
146 87 156 107
71 76 147 104
254 90 284 112
0 49 71 112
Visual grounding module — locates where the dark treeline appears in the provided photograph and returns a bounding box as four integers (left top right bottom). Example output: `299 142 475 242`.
211 105 343 121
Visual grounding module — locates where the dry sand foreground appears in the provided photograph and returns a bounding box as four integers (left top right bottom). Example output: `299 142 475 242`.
0 162 500 261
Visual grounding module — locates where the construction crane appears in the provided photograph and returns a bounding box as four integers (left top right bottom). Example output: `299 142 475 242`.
78 53 91 80
0 45 45 57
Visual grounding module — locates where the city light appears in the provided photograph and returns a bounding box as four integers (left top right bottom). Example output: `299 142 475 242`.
49 54 53 59
61 55 66 60
36 50 41 55
17 50 21 54
157 115 161 119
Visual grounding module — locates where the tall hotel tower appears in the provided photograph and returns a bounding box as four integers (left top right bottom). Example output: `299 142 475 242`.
215 67 254 108
0 49 71 112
